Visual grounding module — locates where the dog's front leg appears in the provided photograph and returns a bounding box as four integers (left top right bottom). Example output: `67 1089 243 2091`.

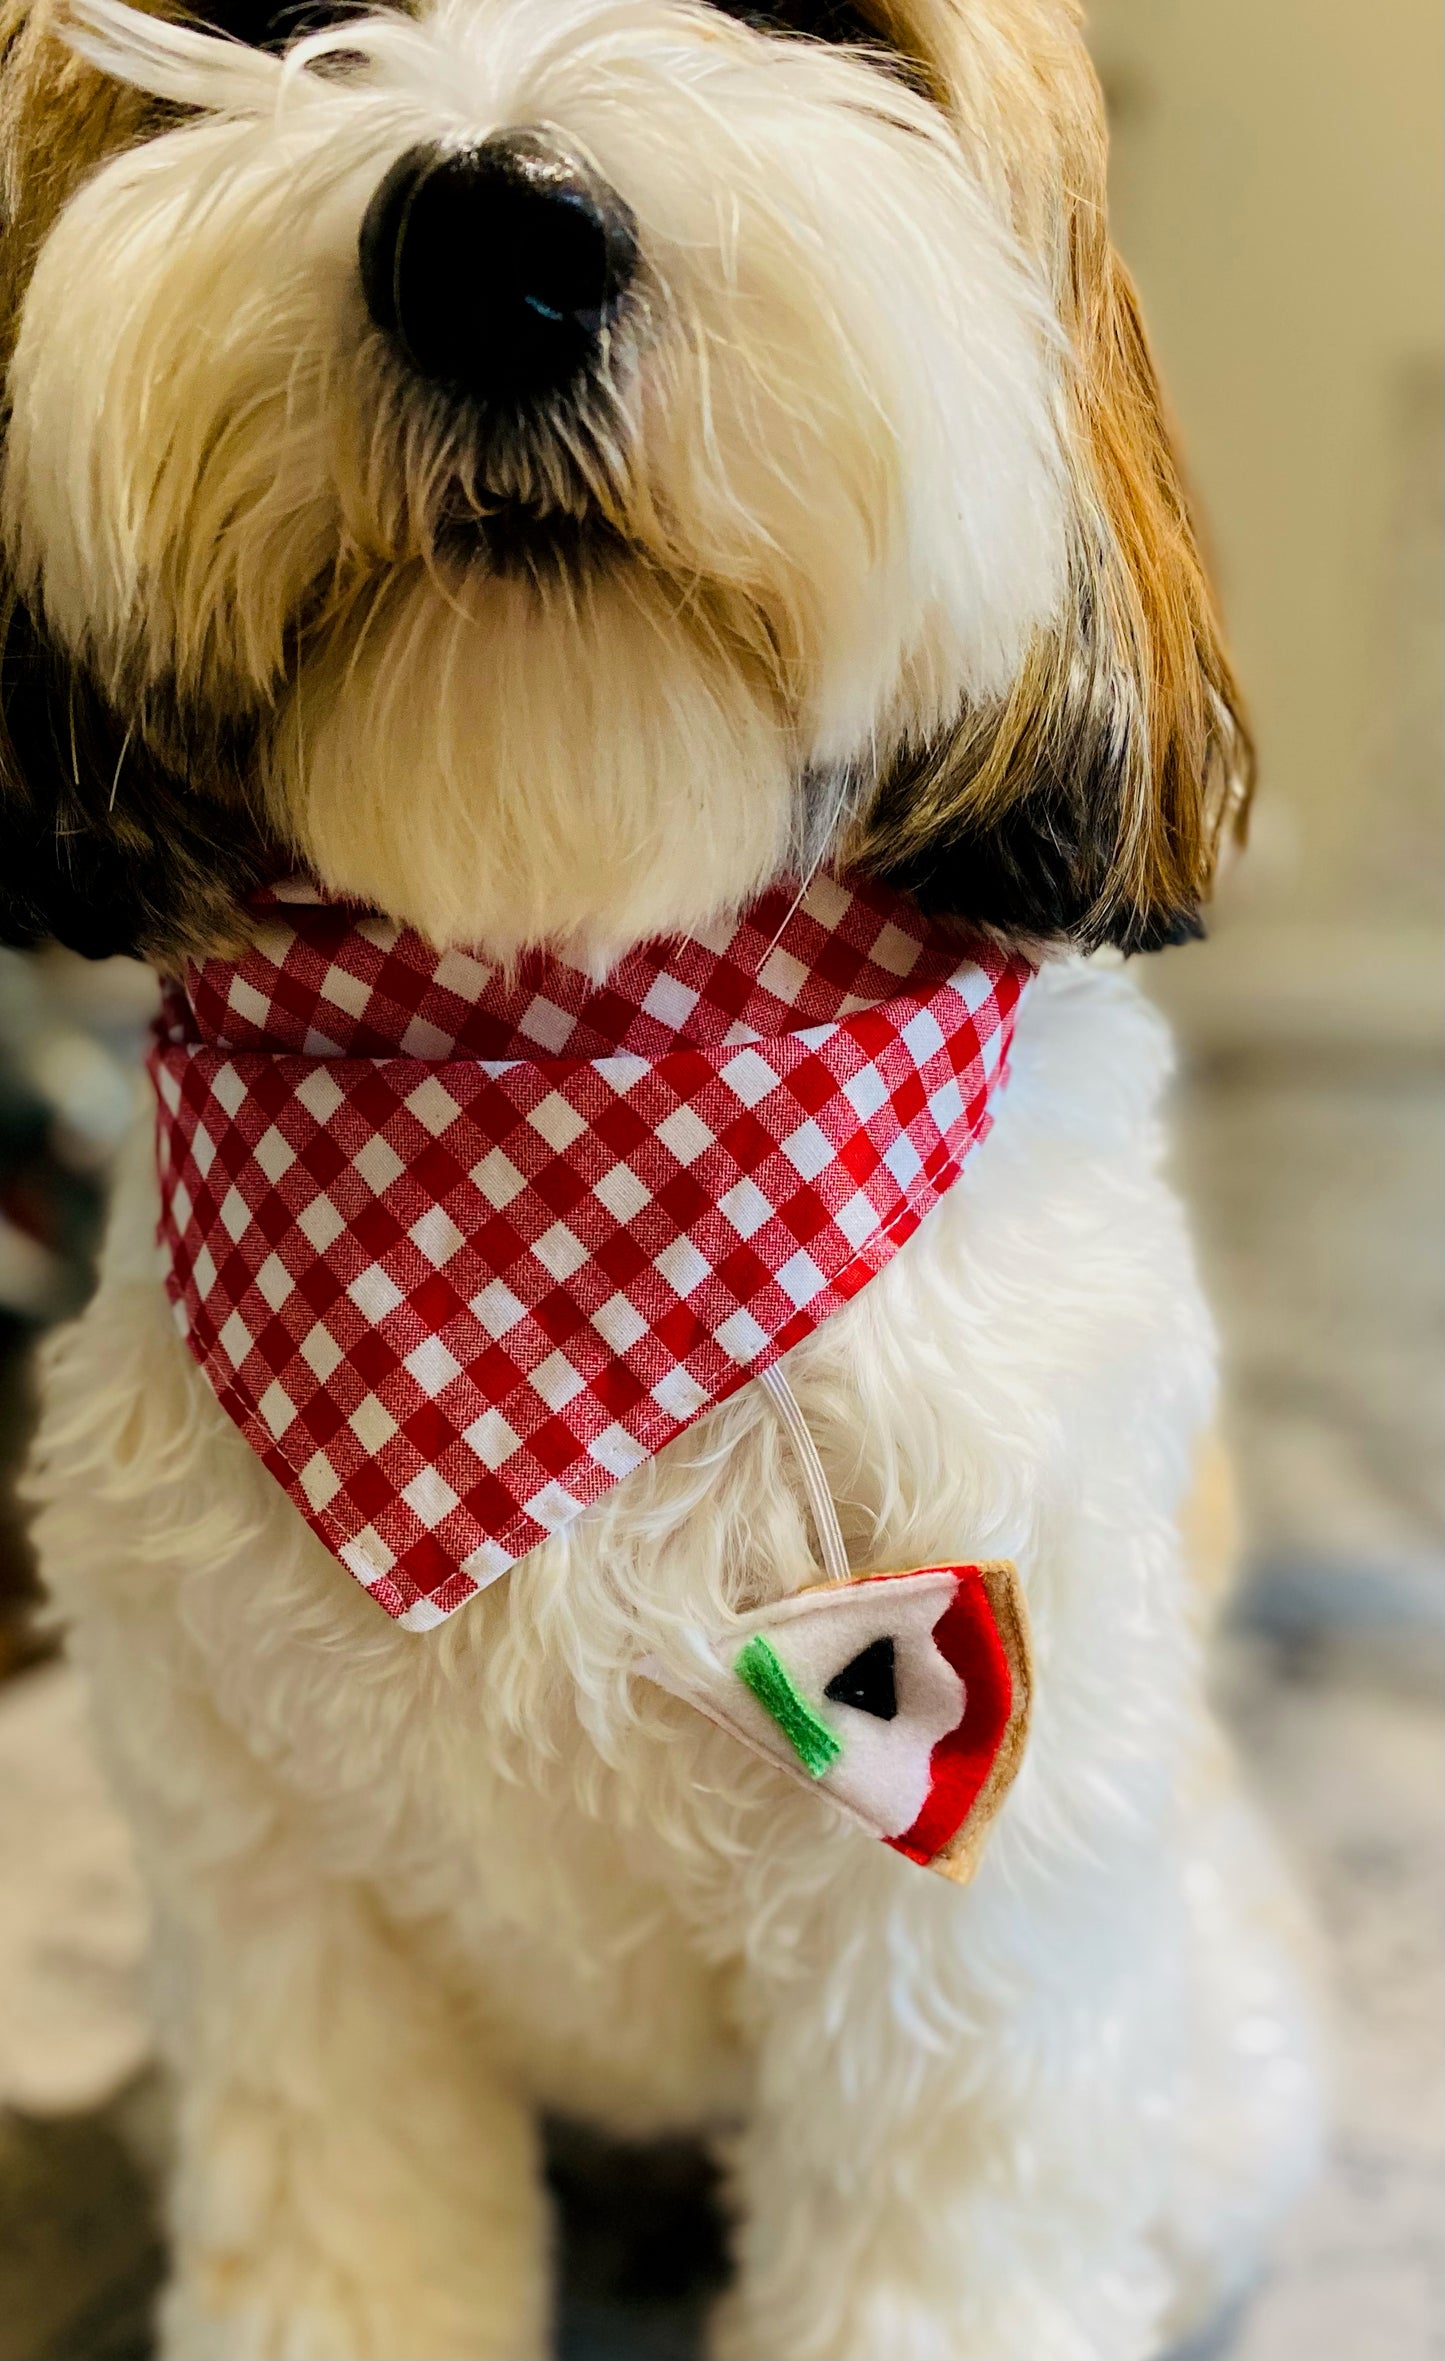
710 1847 1184 2361
154 1871 549 2361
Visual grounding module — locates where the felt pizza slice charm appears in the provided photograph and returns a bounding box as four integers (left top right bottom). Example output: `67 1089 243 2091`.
645 1562 1031 1882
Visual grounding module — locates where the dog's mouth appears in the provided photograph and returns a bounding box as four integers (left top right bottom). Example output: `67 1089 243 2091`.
434 499 626 580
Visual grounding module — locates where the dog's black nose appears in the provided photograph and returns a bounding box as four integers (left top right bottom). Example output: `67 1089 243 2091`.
359 128 636 404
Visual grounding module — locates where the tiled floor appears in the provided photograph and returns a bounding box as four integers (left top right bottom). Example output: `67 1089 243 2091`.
1217 1624 1444 2361
1164 983 1445 2361
1172 1056 1444 1621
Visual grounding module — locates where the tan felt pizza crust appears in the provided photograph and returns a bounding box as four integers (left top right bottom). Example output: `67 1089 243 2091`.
925 1559 1033 1885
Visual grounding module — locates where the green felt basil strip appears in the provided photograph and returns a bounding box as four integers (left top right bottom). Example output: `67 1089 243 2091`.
734 1634 842 1779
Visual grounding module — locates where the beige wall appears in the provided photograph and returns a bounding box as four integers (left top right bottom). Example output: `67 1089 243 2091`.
1082 9 1444 1609
1086 0 1443 935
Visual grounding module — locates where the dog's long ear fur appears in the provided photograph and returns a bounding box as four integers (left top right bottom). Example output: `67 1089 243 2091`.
854 0 1252 952
0 4 272 960
0 594 271 961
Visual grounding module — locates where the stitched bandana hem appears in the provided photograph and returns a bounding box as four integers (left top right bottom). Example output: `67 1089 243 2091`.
150 872 1032 1631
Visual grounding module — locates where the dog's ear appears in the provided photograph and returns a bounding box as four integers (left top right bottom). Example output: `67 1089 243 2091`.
0 594 271 962
852 8 1252 952
0 24 272 964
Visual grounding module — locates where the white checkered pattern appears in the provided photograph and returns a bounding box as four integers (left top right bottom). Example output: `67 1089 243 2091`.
151 873 1031 1630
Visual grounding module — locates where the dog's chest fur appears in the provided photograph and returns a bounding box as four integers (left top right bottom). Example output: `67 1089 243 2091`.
41 959 1213 2133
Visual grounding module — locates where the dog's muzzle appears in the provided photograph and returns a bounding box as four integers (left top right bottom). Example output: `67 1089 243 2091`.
359 127 637 406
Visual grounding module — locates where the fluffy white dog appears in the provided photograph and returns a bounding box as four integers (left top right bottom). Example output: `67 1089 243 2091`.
0 0 1318 2353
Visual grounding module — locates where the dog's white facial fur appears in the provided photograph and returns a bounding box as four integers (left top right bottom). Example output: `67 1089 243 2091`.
3 0 1067 959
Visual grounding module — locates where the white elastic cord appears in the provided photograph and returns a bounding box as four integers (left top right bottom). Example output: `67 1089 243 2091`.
758 1362 851 1587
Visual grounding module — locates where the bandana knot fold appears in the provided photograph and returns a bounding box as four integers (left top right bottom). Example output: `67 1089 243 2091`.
150 874 1031 1631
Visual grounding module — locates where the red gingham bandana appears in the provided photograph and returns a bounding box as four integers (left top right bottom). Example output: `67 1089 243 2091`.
151 874 1031 1631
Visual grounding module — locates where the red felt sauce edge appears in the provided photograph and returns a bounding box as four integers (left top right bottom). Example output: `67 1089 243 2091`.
886 1567 1013 1866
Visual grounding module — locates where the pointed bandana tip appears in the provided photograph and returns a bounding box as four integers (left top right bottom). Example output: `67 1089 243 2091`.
150 872 1032 1631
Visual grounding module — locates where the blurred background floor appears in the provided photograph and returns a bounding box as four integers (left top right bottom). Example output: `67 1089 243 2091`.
1217 1624 1443 2361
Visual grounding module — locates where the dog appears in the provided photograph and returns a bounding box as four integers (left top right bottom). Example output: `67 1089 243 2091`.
0 0 1320 2353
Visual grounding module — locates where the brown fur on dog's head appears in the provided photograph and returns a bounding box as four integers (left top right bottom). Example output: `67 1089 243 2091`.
0 0 145 342
0 0 271 958
851 0 1253 951
0 0 1247 964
